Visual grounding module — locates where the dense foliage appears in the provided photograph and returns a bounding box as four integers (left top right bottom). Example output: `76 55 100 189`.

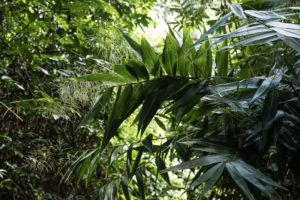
1 0 300 199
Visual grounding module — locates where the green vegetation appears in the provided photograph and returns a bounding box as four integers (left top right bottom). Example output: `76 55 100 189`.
1 0 300 199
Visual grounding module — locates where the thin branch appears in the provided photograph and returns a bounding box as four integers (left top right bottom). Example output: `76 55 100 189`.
0 101 23 121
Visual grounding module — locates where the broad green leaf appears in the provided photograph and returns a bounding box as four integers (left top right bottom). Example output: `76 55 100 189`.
142 134 153 153
233 159 285 189
154 117 166 131
110 146 123 165
135 169 145 200
76 155 91 184
218 32 278 51
61 149 98 184
141 37 158 73
214 78 261 93
161 154 230 173
178 26 193 76
250 73 282 104
120 29 142 58
194 40 212 78
191 12 233 51
127 147 132 177
78 87 113 128
216 40 228 77
113 64 137 82
205 41 213 78
70 73 126 84
190 162 224 189
273 27 300 39
121 177 131 200
194 42 207 78
125 60 149 81
226 162 255 200
198 162 225 199
262 86 278 134
86 152 100 186
115 85 133 121
234 164 280 200
138 78 188 133
102 84 144 150
102 87 122 150
180 139 234 155
230 3 246 21
278 34 300 53
267 21 300 30
162 31 180 75
131 148 143 177
155 156 170 184
244 10 286 20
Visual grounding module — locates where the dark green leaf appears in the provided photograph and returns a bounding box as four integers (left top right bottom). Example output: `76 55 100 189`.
135 169 145 200
127 147 132 177
110 146 123 165
190 162 224 189
131 148 143 177
154 117 166 131
120 29 142 58
161 154 230 173
262 87 278 133
226 162 255 200
142 134 153 153
198 162 225 199
78 87 113 128
155 156 170 184
232 159 285 189
121 177 131 200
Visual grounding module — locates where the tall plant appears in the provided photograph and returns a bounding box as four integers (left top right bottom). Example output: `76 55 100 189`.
68 3 300 199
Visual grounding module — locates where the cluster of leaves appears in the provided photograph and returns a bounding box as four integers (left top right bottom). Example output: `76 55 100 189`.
68 2 300 200
0 0 157 199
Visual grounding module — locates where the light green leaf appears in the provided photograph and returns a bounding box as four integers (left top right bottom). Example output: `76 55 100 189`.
230 3 246 21
113 64 137 82
70 73 126 84
120 29 142 59
244 10 286 20
141 37 158 73
278 34 300 53
162 31 180 75
178 25 193 76
216 40 228 77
